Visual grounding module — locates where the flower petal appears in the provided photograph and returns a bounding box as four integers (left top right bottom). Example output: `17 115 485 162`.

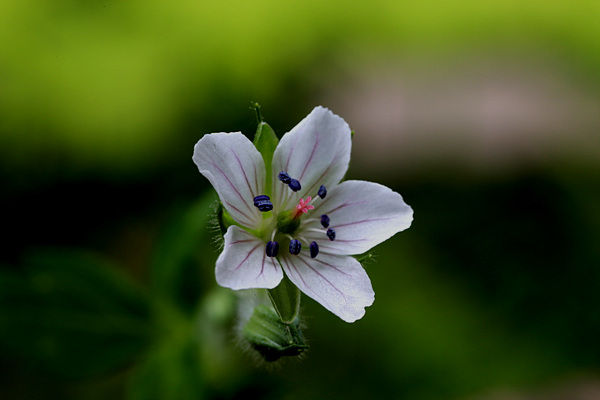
271 106 351 210
304 180 413 255
216 226 283 290
193 132 265 229
279 252 374 323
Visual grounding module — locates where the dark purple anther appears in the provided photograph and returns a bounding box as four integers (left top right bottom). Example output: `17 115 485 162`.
288 179 301 192
253 194 270 206
309 241 319 258
255 200 273 212
317 185 327 199
266 241 279 257
326 227 336 241
320 214 330 228
289 239 302 255
278 171 292 184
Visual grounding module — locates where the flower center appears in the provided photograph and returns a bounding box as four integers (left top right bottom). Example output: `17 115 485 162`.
261 171 337 258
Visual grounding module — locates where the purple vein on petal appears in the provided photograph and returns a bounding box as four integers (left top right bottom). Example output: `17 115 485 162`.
296 256 346 299
299 134 319 182
325 200 369 215
317 239 369 253
334 217 395 228
257 252 266 278
283 258 309 291
252 162 259 195
311 257 351 276
211 162 255 216
230 238 256 245
223 200 253 226
277 134 300 208
284 132 301 173
233 243 261 272
231 149 255 197
301 147 339 202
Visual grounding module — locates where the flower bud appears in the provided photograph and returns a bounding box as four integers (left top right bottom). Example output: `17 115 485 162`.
242 304 308 362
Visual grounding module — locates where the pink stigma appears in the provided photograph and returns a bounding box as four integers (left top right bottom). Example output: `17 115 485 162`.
292 196 314 219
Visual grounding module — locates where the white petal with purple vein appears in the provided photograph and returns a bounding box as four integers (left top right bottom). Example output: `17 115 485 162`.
193 132 265 229
304 180 413 255
271 106 351 210
279 252 374 323
216 226 283 290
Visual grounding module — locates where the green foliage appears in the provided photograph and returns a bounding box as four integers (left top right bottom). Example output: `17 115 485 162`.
2 171 600 400
0 250 153 378
150 192 219 314
3 1 600 176
0 191 237 398
2 1 600 398
127 336 205 400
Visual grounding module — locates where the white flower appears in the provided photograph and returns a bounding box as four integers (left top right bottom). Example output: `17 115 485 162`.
193 106 413 322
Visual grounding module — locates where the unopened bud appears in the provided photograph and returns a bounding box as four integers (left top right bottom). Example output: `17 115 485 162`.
242 305 308 362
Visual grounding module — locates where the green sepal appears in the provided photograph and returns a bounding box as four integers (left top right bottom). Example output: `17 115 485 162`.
243 304 307 362
0 250 153 379
217 201 262 238
216 202 238 234
268 274 301 324
253 121 278 197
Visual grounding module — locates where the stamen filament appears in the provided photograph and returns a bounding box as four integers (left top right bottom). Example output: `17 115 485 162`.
300 217 321 225
304 228 327 234
307 196 321 206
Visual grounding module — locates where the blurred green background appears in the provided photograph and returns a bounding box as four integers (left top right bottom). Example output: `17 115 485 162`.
2 1 600 399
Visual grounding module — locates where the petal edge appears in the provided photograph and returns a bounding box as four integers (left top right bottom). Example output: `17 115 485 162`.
193 132 266 229
280 253 374 323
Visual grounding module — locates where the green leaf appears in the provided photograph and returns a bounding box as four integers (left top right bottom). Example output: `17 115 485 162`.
0 250 154 378
267 275 301 324
150 191 219 314
25 250 152 318
127 335 205 400
253 121 278 197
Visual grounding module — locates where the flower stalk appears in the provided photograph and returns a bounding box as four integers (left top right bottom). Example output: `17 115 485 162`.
267 275 301 324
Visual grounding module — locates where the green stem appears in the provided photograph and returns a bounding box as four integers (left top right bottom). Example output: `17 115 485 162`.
267 274 300 324
252 102 263 123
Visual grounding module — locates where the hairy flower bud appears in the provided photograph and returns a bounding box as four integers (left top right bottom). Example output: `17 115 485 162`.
242 305 308 362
